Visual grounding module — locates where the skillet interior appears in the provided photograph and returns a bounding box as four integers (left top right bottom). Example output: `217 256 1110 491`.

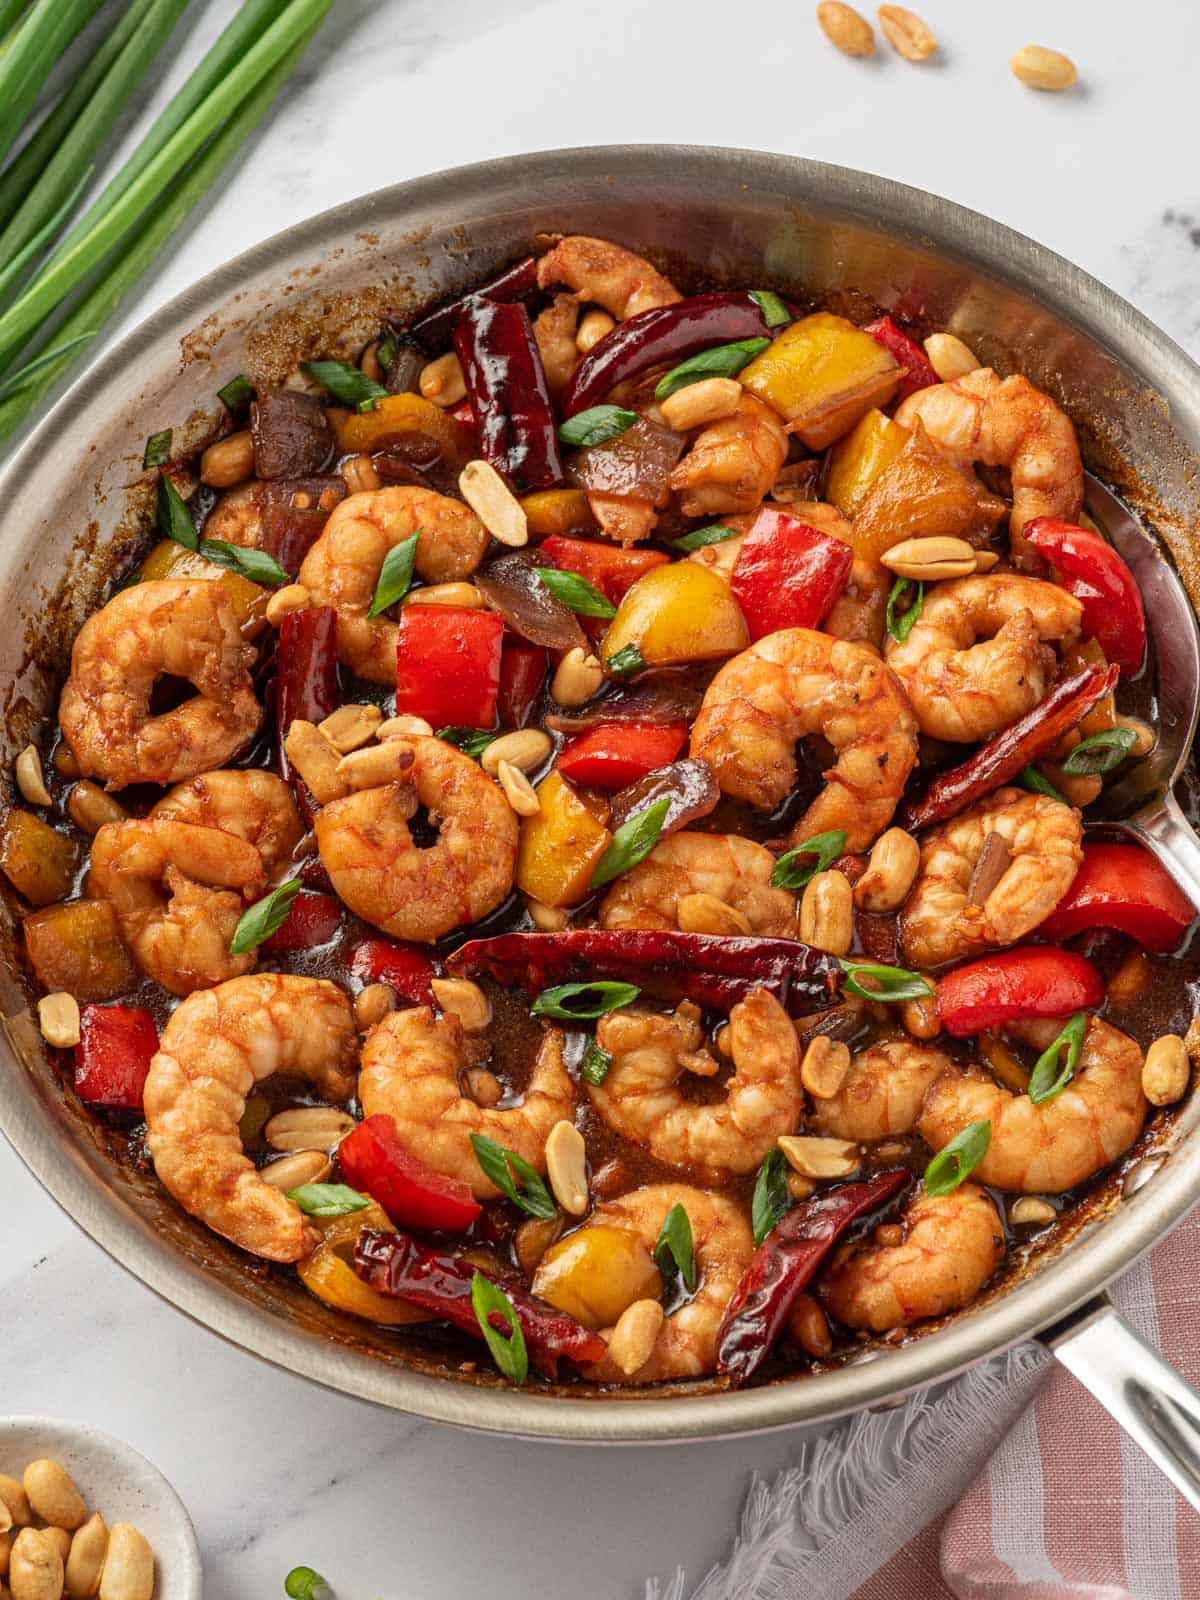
1 146 1199 1443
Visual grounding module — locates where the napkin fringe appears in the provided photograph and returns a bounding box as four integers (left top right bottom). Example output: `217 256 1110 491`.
646 1342 1049 1600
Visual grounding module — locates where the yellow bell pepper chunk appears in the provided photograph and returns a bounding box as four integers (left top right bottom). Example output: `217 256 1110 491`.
532 1225 662 1329
601 561 748 670
738 312 901 450
298 1200 432 1325
334 392 474 471
0 808 79 907
516 771 611 908
520 488 596 538
24 899 137 1001
826 409 910 518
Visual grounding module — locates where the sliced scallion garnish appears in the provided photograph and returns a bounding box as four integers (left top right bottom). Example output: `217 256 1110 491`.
1060 727 1137 776
771 829 848 891
229 878 300 955
142 426 172 470
840 961 933 1004
284 1567 335 1600
590 796 671 889
1027 1011 1088 1104
924 1119 991 1196
581 1038 612 1086
751 1148 792 1247
654 1201 696 1293
605 643 646 678
156 471 197 550
199 538 287 586
302 358 389 410
1017 766 1068 804
436 726 494 760
469 1134 556 1219
534 567 616 619
670 523 739 553
531 982 640 1021
886 577 924 643
368 532 420 617
558 405 638 449
471 1271 528 1385
654 337 770 401
217 373 255 415
748 289 791 328
286 1183 368 1217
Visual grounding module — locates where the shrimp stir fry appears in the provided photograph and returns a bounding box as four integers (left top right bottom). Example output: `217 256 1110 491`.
17 230 1195 1395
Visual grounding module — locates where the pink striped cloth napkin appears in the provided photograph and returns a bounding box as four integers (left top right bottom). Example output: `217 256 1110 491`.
854 1205 1200 1600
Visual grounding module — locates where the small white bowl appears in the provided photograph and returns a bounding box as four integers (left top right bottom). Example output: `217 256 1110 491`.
0 1417 201 1598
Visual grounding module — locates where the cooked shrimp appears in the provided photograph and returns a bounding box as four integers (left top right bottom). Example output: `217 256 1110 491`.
810 1038 954 1142
536 236 680 320
900 788 1083 969
819 1184 1004 1332
669 394 788 518
586 1184 754 1382
587 491 659 545
690 628 918 851
533 293 580 393
297 487 489 682
918 1018 1148 1193
359 1005 574 1196
884 574 1082 741
598 832 799 938
314 734 518 942
58 580 261 789
144 973 357 1261
88 818 265 996
590 989 802 1175
151 769 303 875
895 368 1084 562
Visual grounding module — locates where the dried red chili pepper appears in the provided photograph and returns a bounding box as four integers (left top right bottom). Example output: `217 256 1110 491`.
407 256 539 352
447 930 842 1018
899 665 1119 831
716 1170 910 1383
561 291 784 417
453 297 564 491
276 605 340 823
354 1229 606 1377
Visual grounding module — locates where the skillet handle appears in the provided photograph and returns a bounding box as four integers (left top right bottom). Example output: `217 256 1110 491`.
1120 790 1200 912
1041 1294 1200 1511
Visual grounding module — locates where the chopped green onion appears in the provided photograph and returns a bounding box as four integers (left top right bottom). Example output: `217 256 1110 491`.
471 1271 528 1385
534 567 616 619
199 539 287 587
670 523 739 553
302 358 388 410
142 427 172 470
1028 1011 1088 1104
1060 727 1137 776
886 577 924 643
924 1119 991 1196
375 328 399 372
581 1039 612 1086
751 1148 792 1247
1017 766 1068 804
286 1183 368 1218
590 796 671 889
749 289 791 328
436 726 495 760
654 338 770 401
230 878 301 955
840 960 933 1003
558 405 638 449
217 373 255 415
368 532 420 616
770 829 848 891
531 981 640 1021
469 1134 556 1220
605 643 646 678
156 472 197 550
284 1566 335 1600
654 1202 696 1293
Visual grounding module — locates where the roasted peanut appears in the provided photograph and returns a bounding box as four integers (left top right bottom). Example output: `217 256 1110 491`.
799 870 853 956
37 993 80 1049
778 1133 860 1180
66 783 126 836
418 352 466 407
551 647 603 707
97 1524 153 1600
265 1107 355 1152
514 1213 563 1277
675 892 752 936
0 1479 31 1528
480 729 552 776
52 747 80 780
283 721 348 805
37 1538 68 1569
318 703 383 754
15 747 51 807
0 1529 9 1573
1010 44 1077 92
923 332 980 381
377 714 433 739
607 1298 665 1375
801 1035 851 1099
576 309 616 354
359 340 383 382
786 1171 817 1201
496 760 541 817
341 452 382 495
1143 1034 1190 1107
403 581 485 608
23 1463 86 1533
787 1292 833 1357
261 1150 332 1189
877 4 935 60
1113 713 1155 757
816 0 874 55
459 460 528 547
335 738 413 791
431 977 491 1033
545 1119 588 1216
200 430 254 487
264 584 312 626
1010 1196 1056 1227
902 983 940 1041
526 897 568 932
464 1067 503 1108
659 377 743 432
354 983 395 1032
881 536 979 580
9 1528 62 1600
64 1516 106 1600
854 827 919 912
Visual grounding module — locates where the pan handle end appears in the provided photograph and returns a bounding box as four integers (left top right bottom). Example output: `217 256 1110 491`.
1042 1294 1200 1511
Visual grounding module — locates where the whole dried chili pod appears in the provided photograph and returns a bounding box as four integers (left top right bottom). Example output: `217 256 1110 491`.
275 605 339 824
716 1169 910 1383
406 255 539 353
560 290 787 417
446 930 842 1018
354 1229 606 1378
453 297 564 491
899 664 1119 832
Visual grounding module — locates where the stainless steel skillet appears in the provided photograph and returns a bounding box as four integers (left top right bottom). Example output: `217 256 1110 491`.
1 147 1200 1457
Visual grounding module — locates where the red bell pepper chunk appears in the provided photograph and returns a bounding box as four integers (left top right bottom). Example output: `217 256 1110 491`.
394 605 503 729
538 535 670 606
1036 842 1194 954
935 947 1104 1038
354 1228 606 1377
1024 518 1147 676
497 641 548 729
74 1004 159 1110
261 891 343 953
556 721 687 789
729 507 853 639
862 315 939 401
339 1115 481 1233
348 938 436 1005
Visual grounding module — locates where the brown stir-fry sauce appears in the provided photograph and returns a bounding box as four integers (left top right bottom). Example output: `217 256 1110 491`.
5 232 1198 1390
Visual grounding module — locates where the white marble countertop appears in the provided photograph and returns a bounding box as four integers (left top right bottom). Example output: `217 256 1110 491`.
4 1 1200 1595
